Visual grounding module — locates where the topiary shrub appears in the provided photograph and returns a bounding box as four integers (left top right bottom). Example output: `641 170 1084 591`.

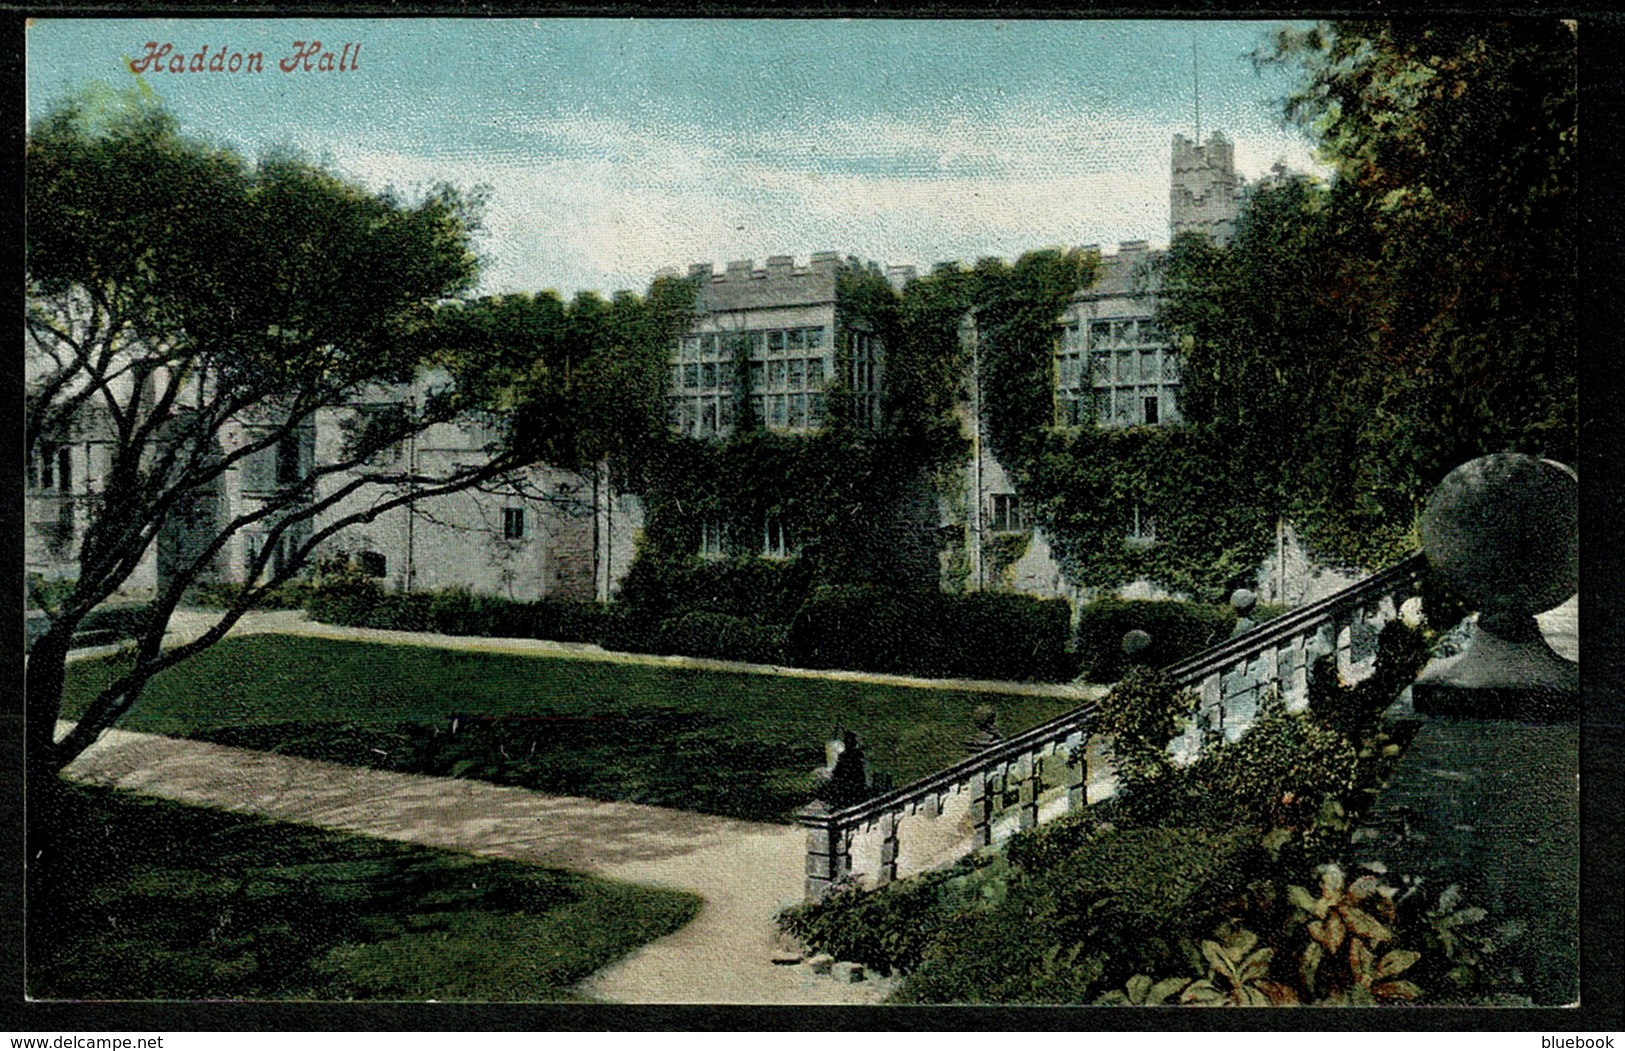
1074 598 1235 682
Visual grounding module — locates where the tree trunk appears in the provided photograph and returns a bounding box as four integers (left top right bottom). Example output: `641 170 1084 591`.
24 624 74 876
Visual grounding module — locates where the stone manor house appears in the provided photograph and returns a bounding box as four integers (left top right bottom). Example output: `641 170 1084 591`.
27 131 1257 609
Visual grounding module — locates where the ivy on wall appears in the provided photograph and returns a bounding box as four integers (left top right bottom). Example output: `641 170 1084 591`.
630 264 959 598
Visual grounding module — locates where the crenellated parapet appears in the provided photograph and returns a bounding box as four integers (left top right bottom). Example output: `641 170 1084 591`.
1171 131 1242 245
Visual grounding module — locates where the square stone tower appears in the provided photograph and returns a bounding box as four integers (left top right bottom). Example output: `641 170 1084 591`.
1171 131 1241 245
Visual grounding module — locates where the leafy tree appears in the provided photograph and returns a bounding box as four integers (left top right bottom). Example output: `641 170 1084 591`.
1241 20 1576 566
22 92 679 852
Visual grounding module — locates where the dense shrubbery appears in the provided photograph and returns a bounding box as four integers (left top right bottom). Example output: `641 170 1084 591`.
638 612 790 666
614 554 813 627
26 598 158 651
301 565 1076 681
186 580 316 611
778 619 1484 1004
789 585 1076 682
782 822 1263 1003
298 549 1330 686
778 860 983 977
305 580 609 645
1073 598 1235 682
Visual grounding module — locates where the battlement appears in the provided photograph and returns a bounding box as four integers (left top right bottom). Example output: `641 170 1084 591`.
684 251 861 285
681 253 904 312
1171 131 1241 246
1084 240 1158 261
1081 241 1167 299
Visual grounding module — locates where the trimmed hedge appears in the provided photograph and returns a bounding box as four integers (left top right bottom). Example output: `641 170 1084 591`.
305 584 610 645
613 554 813 626
306 568 1076 683
1073 598 1235 683
650 611 789 665
25 601 158 652
788 585 1076 682
186 580 316 611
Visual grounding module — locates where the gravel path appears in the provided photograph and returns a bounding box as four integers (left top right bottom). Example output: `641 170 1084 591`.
60 725 894 1004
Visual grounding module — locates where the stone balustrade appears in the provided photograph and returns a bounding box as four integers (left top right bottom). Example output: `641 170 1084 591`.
798 552 1431 900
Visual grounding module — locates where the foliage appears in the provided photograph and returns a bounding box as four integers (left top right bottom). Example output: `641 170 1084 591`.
981 531 1032 584
1147 21 1577 572
186 580 316 612
428 279 694 475
26 573 78 613
788 585 1076 682
304 579 611 645
778 861 985 977
1002 812 1101 874
27 784 700 1000
629 261 954 599
1284 864 1421 1004
1308 618 1433 744
951 21 1579 590
1182 699 1360 842
1094 618 1430 845
884 825 1259 1003
893 919 1107 1005
1405 881 1529 1004
778 614 1474 1006
24 91 694 794
968 249 1098 466
1180 929 1297 1006
643 611 789 666
1074 598 1235 682
1092 666 1198 755
612 551 815 629
24 89 489 785
1095 972 1194 1006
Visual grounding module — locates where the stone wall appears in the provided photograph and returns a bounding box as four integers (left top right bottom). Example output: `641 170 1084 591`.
800 552 1430 899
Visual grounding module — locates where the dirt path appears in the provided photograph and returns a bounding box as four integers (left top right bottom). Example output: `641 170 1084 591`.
60 725 893 1005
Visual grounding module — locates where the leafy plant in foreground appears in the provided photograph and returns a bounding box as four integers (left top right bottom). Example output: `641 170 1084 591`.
1287 863 1421 1004
1180 929 1297 1006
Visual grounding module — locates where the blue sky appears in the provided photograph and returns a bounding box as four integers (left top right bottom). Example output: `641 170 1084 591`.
28 18 1320 297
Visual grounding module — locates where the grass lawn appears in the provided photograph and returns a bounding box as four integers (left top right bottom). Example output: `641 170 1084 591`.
29 784 701 1001
61 634 1080 822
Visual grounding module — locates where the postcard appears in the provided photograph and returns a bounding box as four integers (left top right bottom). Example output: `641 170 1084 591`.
20 15 1587 1022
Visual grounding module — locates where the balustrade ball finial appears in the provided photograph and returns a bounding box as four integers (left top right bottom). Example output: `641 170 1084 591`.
1414 452 1578 716
1229 588 1258 637
1121 629 1152 662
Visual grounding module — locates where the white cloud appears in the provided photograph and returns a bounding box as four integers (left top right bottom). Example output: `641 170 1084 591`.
328 108 1323 298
